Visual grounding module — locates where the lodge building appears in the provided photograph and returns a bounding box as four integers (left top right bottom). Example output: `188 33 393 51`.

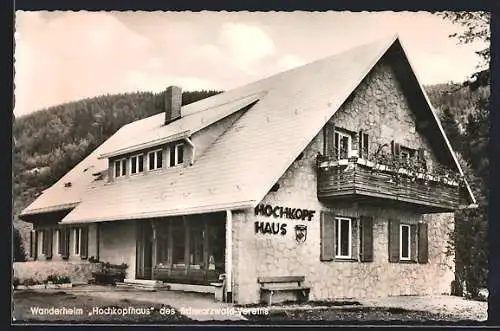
19 35 476 304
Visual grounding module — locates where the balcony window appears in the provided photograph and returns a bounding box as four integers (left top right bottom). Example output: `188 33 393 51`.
334 131 351 160
358 131 369 159
400 146 416 161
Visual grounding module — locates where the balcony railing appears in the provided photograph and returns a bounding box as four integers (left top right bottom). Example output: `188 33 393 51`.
317 156 463 212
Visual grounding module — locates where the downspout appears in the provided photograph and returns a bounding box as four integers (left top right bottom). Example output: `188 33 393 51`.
225 209 233 303
184 137 196 166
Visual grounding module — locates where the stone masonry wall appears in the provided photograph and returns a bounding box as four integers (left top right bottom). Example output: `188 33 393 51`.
231 58 455 304
331 56 440 170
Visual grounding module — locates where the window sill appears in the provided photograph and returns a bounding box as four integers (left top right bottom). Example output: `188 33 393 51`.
130 172 145 176
334 257 359 262
394 260 418 264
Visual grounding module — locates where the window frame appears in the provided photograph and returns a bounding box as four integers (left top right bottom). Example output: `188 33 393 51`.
148 149 164 171
114 158 128 178
400 224 411 261
130 153 144 175
334 130 352 160
335 217 352 259
174 143 184 166
400 146 415 161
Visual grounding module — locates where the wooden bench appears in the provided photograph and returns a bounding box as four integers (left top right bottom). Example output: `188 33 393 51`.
257 276 310 305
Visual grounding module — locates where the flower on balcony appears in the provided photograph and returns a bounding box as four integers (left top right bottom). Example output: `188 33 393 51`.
317 141 464 187
365 143 462 186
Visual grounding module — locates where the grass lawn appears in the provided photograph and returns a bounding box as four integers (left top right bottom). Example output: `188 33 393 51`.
242 306 480 324
13 291 484 325
12 290 191 324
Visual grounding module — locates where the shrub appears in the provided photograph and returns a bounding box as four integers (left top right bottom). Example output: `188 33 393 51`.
446 207 488 298
102 262 128 270
13 228 26 262
22 278 40 286
46 274 71 284
93 261 128 285
88 256 99 263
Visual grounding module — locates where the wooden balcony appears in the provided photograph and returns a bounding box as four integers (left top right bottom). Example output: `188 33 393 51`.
317 158 462 213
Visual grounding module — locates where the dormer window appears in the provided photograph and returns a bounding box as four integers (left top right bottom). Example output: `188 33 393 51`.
170 143 184 167
130 154 144 175
114 158 127 178
148 149 163 171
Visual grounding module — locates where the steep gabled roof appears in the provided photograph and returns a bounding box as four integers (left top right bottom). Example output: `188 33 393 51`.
20 35 475 223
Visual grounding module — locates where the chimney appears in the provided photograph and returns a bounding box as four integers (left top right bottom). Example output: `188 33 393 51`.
164 86 182 124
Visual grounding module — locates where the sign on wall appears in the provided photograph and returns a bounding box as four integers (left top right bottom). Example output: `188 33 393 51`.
254 204 316 221
254 204 315 243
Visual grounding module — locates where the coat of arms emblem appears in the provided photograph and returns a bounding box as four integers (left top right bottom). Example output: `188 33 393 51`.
295 224 307 244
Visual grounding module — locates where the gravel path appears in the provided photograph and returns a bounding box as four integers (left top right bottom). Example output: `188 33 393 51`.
358 295 487 321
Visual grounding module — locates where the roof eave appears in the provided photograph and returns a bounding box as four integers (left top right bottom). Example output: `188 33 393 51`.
98 130 191 159
19 202 79 222
59 200 257 225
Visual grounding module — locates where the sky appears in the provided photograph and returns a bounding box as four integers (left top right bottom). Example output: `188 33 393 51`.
14 11 488 117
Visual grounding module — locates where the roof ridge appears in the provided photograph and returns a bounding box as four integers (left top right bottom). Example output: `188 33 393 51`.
181 91 266 117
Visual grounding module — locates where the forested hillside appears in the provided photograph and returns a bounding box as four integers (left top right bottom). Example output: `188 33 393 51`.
425 83 490 204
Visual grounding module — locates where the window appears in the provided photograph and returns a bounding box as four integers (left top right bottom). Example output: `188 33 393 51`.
358 131 369 158
172 225 186 267
335 217 352 258
74 228 82 255
114 159 127 177
170 143 184 167
400 224 411 260
389 220 428 264
189 225 204 267
400 147 415 161
334 131 351 159
131 154 144 175
148 149 163 170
